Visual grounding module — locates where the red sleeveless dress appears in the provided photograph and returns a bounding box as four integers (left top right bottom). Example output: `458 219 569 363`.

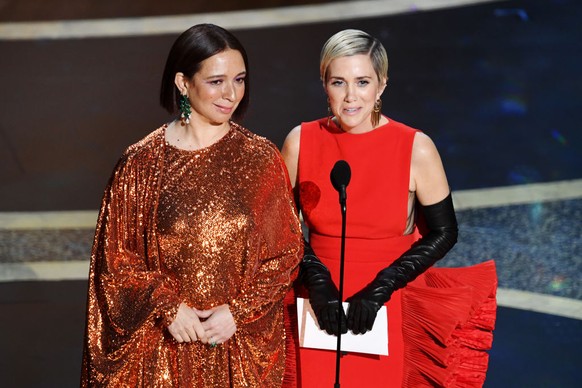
293 118 497 387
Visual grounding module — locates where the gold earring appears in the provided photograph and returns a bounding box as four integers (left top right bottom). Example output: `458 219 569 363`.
326 98 332 127
372 99 382 127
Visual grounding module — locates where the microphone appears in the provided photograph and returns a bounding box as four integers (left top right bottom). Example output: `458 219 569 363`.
330 160 351 207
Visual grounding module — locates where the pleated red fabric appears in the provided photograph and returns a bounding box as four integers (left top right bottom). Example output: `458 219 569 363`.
402 261 498 387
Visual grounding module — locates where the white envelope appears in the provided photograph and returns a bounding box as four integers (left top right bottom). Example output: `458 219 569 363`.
296 297 388 356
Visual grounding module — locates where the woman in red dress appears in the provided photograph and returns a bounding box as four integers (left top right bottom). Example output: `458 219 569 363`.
282 29 496 387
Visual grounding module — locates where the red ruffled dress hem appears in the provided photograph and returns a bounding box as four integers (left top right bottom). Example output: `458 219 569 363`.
402 260 497 387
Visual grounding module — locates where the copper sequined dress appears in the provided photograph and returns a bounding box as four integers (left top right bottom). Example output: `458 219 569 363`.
81 122 303 387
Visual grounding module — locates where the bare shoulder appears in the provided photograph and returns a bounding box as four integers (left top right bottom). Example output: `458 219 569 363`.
282 125 302 148
411 131 441 163
410 131 450 204
281 125 302 159
281 124 302 188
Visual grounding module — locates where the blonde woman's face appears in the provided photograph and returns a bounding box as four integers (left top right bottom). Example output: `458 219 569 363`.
324 54 386 133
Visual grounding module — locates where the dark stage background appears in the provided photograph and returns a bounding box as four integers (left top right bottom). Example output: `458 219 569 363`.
1 0 580 211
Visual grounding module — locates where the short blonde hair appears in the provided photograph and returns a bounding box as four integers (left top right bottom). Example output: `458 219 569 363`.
320 29 388 83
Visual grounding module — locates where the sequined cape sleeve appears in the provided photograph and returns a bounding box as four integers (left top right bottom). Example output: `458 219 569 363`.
81 128 181 385
227 131 303 328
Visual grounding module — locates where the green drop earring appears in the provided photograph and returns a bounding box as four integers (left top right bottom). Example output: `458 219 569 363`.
179 94 191 126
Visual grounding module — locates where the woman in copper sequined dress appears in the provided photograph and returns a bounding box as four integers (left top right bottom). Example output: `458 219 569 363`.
282 29 497 387
81 24 302 387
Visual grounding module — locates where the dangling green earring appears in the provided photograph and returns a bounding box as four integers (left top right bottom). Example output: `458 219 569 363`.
179 94 191 126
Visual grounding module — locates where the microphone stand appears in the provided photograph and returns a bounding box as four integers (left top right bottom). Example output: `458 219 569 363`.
330 159 350 388
334 185 347 388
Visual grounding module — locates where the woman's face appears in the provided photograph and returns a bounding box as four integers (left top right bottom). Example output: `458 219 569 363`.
324 54 386 133
185 49 246 126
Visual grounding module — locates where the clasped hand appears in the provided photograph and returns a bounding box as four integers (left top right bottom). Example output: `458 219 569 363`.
168 303 236 344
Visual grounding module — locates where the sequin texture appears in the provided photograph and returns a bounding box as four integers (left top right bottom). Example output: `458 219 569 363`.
81 122 302 387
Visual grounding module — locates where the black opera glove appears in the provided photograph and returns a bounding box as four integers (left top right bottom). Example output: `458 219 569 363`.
300 238 348 336
346 193 459 334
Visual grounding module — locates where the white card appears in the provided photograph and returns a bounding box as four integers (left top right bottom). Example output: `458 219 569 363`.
296 297 388 356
